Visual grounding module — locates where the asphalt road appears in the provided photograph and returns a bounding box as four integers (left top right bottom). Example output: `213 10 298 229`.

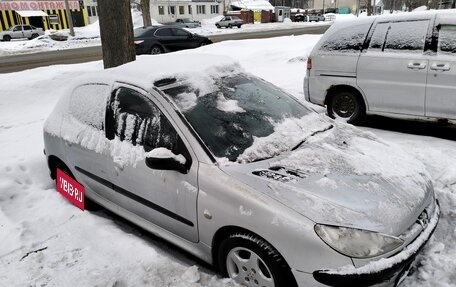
0 25 330 74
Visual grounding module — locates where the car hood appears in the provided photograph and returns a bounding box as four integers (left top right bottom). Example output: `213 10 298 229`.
220 120 433 236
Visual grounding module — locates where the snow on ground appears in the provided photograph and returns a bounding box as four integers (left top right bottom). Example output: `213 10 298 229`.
1 33 456 286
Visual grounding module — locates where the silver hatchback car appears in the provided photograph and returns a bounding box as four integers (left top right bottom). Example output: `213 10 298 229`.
304 10 456 123
44 54 439 287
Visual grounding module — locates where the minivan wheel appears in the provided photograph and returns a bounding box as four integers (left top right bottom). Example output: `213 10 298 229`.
327 91 365 124
219 233 297 287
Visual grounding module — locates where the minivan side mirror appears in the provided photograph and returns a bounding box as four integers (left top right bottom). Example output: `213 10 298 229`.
145 156 188 173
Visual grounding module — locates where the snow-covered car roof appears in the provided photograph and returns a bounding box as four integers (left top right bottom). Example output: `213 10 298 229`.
79 54 239 91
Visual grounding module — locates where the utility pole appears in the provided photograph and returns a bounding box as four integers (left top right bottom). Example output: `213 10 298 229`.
64 0 75 36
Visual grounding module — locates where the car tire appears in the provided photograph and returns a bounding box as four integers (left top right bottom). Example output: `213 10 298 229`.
31 33 39 39
3 35 11 41
218 232 297 287
216 24 221 29
228 24 232 28
327 90 365 124
237 25 242 28
150 45 163 55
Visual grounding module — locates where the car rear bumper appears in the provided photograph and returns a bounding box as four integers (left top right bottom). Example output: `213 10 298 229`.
312 200 440 287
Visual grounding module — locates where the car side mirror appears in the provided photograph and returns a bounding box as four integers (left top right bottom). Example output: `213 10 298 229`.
145 148 188 174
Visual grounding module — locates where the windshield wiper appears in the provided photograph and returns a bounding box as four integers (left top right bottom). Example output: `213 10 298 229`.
291 124 334 151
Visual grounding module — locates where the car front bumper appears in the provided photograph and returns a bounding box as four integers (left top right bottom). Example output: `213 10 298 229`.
311 200 440 287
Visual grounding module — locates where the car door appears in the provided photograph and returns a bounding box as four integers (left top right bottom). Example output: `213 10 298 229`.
171 27 199 50
357 19 432 116
105 85 199 243
425 23 456 119
154 27 177 51
23 25 33 38
11 25 24 39
61 83 118 203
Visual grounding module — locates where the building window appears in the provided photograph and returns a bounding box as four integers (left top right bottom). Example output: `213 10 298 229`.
86 6 97 17
49 14 60 25
158 6 164 15
197 5 205 14
168 6 176 15
188 5 192 14
179 6 185 15
210 5 219 14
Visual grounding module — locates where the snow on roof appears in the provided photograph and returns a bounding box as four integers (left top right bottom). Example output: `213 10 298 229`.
83 54 241 91
230 0 274 11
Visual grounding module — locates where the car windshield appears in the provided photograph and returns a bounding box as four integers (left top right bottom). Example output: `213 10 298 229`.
161 74 311 162
181 18 191 22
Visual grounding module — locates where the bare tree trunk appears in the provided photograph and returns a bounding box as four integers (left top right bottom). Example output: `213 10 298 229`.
97 0 136 69
141 0 152 27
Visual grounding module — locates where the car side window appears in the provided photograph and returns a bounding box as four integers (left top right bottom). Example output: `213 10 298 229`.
320 23 370 53
368 22 389 50
383 20 429 53
438 25 456 55
155 28 173 37
13 26 21 32
106 87 188 160
69 84 110 130
172 28 190 37
24 26 32 31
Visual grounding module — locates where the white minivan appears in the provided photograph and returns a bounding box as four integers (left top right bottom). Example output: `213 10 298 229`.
304 10 456 123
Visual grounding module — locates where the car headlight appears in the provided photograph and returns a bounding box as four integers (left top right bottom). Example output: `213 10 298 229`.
314 224 404 258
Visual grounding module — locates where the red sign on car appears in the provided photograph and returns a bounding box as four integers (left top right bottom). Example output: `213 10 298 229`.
56 169 84 210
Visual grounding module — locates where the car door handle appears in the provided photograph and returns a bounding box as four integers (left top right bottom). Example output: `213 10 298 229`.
430 63 450 71
407 62 427 70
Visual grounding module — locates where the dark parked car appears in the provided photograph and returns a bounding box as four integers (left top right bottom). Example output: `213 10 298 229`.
294 14 308 22
134 25 212 55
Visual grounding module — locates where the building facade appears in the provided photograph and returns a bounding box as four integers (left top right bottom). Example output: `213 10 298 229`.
150 0 223 23
0 0 88 31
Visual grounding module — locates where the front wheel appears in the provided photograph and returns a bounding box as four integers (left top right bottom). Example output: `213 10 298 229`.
218 233 297 287
3 35 11 41
327 90 365 124
228 24 232 28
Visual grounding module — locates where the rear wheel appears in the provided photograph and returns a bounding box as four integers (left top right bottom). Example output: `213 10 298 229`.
150 45 163 55
228 24 233 28
31 33 39 39
218 233 297 287
3 35 11 41
237 25 242 28
327 90 365 124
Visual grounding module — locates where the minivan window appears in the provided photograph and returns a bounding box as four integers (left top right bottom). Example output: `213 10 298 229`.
320 23 370 53
384 20 429 52
369 22 389 50
438 25 456 55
